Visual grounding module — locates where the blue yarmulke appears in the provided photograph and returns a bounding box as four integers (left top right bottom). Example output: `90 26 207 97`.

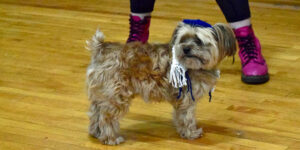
182 19 212 28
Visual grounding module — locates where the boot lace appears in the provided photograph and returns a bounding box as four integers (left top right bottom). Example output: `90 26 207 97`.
128 19 146 42
238 35 258 66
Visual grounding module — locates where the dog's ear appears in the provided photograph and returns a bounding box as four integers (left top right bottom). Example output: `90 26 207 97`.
169 22 184 47
212 23 237 59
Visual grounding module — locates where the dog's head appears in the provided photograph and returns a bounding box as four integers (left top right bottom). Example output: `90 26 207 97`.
170 22 236 70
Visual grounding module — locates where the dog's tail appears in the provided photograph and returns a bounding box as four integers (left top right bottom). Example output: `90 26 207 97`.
86 29 105 54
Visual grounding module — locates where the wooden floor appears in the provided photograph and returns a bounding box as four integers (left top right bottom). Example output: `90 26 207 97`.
0 0 300 149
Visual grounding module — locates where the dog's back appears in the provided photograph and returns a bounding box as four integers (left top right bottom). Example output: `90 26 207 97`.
86 29 173 102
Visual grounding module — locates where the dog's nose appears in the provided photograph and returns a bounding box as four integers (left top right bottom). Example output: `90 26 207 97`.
183 47 191 54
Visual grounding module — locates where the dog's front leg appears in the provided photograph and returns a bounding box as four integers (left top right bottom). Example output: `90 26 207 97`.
88 97 130 145
171 97 203 139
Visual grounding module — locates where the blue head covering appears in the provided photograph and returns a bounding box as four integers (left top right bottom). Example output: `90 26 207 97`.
182 19 212 28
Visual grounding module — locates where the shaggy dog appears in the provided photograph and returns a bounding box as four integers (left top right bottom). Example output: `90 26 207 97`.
86 21 236 145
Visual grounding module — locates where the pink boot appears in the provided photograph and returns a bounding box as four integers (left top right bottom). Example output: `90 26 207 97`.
127 15 151 43
234 25 269 84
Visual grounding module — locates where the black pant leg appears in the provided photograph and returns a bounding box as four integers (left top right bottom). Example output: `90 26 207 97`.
130 0 156 13
216 0 251 22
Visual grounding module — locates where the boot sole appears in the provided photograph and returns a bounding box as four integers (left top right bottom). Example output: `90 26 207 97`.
241 73 269 84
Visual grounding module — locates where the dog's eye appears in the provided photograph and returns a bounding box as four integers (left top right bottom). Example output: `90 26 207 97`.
195 37 203 46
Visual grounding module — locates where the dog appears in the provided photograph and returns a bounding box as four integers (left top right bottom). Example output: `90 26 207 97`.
86 21 236 145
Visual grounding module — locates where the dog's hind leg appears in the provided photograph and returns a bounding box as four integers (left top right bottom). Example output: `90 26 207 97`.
170 97 203 139
88 95 131 145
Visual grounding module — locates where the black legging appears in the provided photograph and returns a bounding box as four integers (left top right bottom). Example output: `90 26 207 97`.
130 0 156 13
130 0 251 23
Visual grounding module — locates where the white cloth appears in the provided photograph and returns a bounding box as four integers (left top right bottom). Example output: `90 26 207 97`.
229 18 251 29
169 47 187 88
131 12 151 19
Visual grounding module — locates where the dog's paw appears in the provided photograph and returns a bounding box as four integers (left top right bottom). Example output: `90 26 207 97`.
89 127 101 138
101 136 125 145
179 127 203 140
